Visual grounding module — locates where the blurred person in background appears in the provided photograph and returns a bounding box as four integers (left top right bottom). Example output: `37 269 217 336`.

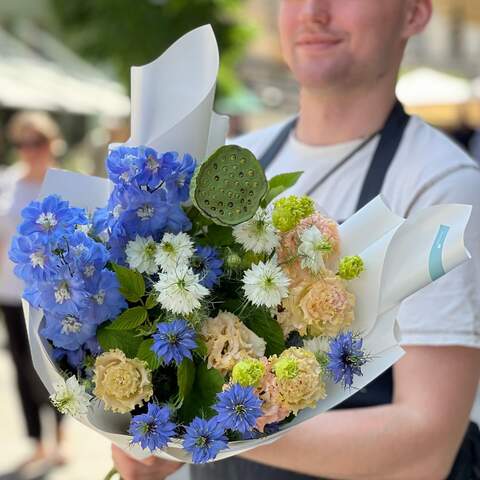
112 0 480 479
0 111 66 475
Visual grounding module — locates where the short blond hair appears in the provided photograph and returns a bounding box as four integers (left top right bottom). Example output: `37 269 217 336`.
6 111 62 144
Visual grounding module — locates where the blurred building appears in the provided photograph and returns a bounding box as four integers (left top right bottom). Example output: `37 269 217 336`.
0 0 130 173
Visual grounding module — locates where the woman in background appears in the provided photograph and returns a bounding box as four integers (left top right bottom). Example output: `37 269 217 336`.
0 111 65 474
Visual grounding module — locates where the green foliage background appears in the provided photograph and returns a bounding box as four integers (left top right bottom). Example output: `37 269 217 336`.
50 0 253 99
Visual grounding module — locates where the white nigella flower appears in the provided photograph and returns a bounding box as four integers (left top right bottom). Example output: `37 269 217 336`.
298 225 332 273
50 376 92 417
125 235 159 275
303 336 331 356
242 258 290 308
154 264 208 315
155 232 194 272
233 208 279 254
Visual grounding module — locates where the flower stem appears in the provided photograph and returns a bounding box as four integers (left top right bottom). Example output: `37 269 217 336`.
104 466 121 480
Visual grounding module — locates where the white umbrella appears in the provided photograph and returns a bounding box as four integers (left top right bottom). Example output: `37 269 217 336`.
396 68 473 106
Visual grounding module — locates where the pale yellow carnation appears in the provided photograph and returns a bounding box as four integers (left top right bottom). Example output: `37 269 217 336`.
255 357 291 432
93 349 153 414
271 347 326 414
299 272 355 337
201 311 266 375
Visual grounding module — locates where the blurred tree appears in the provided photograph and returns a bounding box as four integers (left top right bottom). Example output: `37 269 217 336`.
49 0 253 99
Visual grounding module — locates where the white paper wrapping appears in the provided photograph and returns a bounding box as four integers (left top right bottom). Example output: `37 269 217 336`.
22 24 472 464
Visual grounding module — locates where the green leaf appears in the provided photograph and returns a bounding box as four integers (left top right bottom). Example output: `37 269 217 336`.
263 171 303 206
112 263 145 302
145 293 159 310
97 325 143 359
107 307 148 330
136 339 161 371
178 362 224 423
243 309 285 356
177 359 195 401
194 338 208 358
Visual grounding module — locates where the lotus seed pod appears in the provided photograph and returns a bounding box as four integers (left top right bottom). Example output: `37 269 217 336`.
190 145 268 226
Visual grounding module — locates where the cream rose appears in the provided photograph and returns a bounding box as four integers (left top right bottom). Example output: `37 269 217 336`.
93 349 153 414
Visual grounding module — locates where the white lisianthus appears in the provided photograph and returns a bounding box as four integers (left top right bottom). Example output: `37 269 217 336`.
233 208 279 254
125 235 159 275
155 232 194 272
298 226 331 273
154 264 209 314
242 258 290 308
50 376 92 417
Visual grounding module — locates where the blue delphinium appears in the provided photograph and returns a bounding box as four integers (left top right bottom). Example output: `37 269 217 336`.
9 233 56 282
151 319 197 365
193 246 223 289
129 403 176 452
166 153 196 202
327 331 367 388
213 384 263 433
183 417 228 464
18 195 87 239
106 146 143 185
38 267 89 315
84 270 127 324
52 347 85 370
41 312 97 351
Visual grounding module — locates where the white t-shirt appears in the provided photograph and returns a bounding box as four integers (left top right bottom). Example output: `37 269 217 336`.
0 173 41 306
234 115 480 350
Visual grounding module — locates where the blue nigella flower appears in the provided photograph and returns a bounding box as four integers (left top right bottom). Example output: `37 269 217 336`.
129 403 176 452
166 153 196 203
18 195 87 239
41 311 96 351
183 417 228 464
151 319 197 365
9 233 57 282
193 246 223 289
84 270 127 325
213 384 263 433
327 331 367 388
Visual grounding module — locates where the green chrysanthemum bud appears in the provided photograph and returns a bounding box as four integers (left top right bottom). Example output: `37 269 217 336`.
232 358 266 387
273 357 299 380
223 250 242 270
272 196 316 232
338 255 364 280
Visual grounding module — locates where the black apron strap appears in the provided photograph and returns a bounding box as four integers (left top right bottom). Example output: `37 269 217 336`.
355 101 410 210
259 117 298 170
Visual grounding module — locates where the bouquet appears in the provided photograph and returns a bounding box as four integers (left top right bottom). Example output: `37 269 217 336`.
12 26 472 465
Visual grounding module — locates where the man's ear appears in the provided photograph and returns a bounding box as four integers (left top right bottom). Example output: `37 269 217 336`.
402 0 433 39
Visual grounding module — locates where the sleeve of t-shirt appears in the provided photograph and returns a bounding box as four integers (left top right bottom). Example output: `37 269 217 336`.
397 166 480 348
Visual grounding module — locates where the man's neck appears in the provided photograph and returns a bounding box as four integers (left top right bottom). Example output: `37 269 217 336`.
296 82 397 146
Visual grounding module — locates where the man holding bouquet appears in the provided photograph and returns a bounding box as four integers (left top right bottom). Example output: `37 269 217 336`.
113 0 480 478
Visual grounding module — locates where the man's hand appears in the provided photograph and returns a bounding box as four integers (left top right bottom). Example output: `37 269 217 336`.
111 444 183 480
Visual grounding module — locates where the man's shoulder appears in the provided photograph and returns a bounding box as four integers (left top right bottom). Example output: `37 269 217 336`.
229 118 293 157
402 116 477 176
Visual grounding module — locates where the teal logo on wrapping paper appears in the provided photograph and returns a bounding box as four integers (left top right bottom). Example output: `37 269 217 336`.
428 225 450 281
